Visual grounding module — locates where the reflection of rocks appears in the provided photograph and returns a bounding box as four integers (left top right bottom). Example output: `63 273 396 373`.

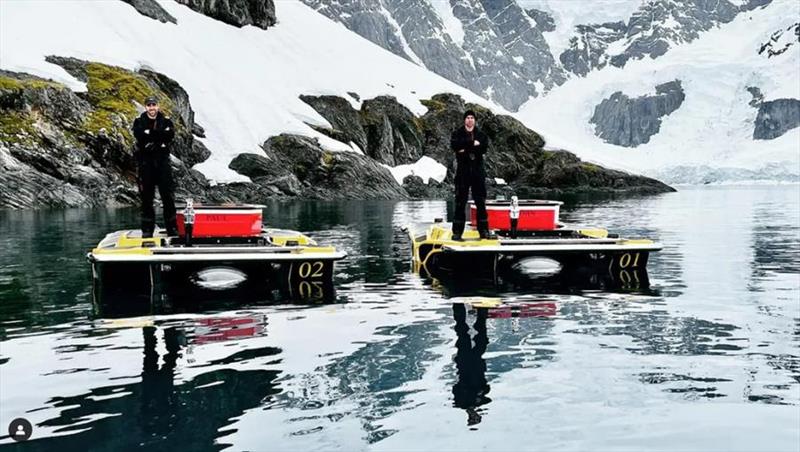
590 80 685 147
751 202 800 279
639 372 730 399
561 304 743 356
269 319 448 443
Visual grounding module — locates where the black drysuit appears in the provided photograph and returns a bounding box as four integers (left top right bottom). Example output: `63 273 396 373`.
450 126 489 236
132 111 177 236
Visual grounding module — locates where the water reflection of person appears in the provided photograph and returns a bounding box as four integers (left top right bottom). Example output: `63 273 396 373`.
141 326 183 437
452 303 491 426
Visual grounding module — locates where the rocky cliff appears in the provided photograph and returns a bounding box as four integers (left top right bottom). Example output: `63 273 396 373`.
0 58 210 208
0 58 673 209
590 80 685 147
290 93 674 198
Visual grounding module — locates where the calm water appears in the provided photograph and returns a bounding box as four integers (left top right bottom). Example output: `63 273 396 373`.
0 186 798 451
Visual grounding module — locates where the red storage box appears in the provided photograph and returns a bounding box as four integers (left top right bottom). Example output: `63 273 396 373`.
470 199 562 231
176 205 264 237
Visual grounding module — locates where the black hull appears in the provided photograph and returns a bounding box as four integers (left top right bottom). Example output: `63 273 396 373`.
417 247 653 294
91 258 336 306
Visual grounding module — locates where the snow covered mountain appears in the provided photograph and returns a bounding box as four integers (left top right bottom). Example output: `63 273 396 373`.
517 0 800 183
302 0 798 183
303 0 776 111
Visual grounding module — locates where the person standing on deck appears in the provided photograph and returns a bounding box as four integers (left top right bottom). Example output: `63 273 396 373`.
132 96 177 238
450 110 489 240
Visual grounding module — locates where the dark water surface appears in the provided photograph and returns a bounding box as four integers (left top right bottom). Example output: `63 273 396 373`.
1 186 798 451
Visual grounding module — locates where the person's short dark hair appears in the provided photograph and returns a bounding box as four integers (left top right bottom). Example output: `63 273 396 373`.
464 109 476 120
144 96 158 106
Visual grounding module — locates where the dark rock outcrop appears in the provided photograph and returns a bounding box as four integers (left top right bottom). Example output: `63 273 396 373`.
297 92 674 198
300 95 368 152
747 86 764 107
753 98 800 140
301 95 424 167
590 80 685 147
175 0 276 29
227 134 408 200
758 22 800 58
560 21 627 76
120 0 177 24
0 59 210 208
525 8 555 33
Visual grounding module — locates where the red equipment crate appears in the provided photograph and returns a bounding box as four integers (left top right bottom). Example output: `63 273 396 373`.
470 199 562 231
176 205 264 237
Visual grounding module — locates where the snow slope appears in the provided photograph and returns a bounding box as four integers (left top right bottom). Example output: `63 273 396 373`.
518 0 644 57
516 0 800 180
0 0 497 182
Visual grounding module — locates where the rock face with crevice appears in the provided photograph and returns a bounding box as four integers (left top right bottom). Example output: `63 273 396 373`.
301 0 564 111
175 0 276 29
227 134 408 200
590 80 685 147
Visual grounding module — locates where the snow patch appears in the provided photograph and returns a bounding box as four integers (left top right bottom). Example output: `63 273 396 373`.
518 0 644 58
386 156 447 185
426 0 465 47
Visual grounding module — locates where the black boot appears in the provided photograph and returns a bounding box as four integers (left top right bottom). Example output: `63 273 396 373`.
452 220 465 241
477 219 490 239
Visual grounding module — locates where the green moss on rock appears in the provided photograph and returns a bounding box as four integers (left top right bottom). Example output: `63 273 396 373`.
82 62 173 141
581 163 600 172
0 76 64 92
420 98 447 112
0 111 38 145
